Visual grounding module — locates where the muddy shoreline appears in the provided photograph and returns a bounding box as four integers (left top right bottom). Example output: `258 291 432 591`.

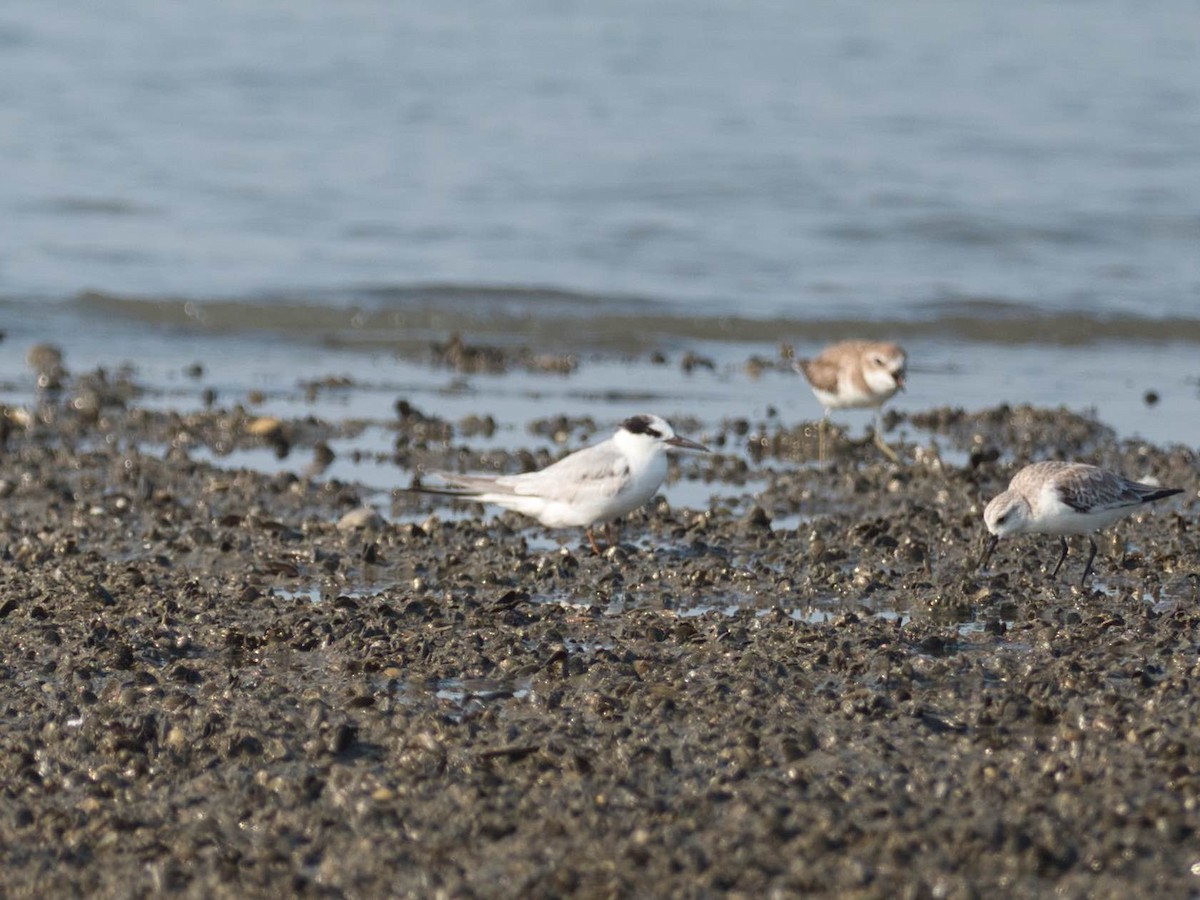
2 352 1199 898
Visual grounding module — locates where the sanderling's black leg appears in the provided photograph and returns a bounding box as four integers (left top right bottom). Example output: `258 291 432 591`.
1081 537 1099 586
1050 536 1070 578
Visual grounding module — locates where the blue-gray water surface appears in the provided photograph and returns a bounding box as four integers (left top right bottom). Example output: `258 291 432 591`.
2 1 1199 447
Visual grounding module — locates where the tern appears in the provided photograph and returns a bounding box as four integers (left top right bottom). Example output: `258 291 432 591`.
409 414 709 553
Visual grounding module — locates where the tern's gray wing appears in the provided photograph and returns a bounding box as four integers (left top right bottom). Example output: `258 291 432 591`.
424 471 507 496
501 441 632 503
429 441 631 503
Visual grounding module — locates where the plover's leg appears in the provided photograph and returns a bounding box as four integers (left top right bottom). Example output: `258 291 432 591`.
817 414 829 465
1050 536 1070 578
872 411 901 464
585 528 602 556
604 523 616 549
1081 537 1099 586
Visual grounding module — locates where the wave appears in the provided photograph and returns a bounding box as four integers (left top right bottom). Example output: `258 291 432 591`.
13 287 1200 351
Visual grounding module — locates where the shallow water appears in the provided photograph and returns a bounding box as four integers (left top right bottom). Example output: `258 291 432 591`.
2 0 1198 317
3 2 1199 459
4 295 1196 452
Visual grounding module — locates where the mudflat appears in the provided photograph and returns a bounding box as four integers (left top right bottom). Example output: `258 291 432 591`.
1 359 1197 898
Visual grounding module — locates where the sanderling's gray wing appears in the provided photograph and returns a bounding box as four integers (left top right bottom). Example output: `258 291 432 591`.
504 442 632 503
1052 464 1164 514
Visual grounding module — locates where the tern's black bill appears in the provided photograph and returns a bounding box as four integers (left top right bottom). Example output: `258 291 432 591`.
666 435 710 452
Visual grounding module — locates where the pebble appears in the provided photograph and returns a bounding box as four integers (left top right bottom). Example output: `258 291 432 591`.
337 506 384 531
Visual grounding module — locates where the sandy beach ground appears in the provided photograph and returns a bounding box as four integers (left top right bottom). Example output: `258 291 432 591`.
2 340 1199 898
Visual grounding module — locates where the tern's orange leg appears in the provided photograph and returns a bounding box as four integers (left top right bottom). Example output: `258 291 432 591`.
586 528 602 555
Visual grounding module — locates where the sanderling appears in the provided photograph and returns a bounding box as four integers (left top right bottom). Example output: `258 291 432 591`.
980 460 1183 585
409 414 709 554
794 340 907 463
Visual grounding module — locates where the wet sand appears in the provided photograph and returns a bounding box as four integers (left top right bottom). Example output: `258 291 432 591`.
2 350 1199 898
